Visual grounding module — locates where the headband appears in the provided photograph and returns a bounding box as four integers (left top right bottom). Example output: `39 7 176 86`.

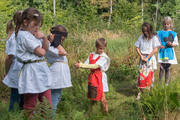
51 31 68 37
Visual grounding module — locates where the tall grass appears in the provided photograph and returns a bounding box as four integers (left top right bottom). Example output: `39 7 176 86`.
0 29 179 120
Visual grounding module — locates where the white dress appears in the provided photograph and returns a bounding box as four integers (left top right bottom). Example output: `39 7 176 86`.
46 46 72 89
3 32 23 88
135 35 161 69
157 36 179 64
84 52 110 92
16 30 52 94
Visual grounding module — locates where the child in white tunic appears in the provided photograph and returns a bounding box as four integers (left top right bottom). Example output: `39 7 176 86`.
75 38 110 112
135 22 160 99
157 16 179 85
15 8 52 119
45 25 72 115
3 10 24 111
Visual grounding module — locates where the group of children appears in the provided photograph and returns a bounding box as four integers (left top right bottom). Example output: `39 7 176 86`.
135 16 178 99
2 7 178 119
2 7 110 119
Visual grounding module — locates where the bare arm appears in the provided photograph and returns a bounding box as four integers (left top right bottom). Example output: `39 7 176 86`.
57 45 67 56
34 46 46 57
42 37 49 51
136 47 144 60
144 47 158 62
167 41 177 47
34 30 49 51
34 31 49 56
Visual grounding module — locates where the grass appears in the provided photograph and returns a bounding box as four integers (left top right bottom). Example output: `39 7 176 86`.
0 29 179 120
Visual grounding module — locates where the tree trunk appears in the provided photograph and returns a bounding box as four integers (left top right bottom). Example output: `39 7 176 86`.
77 0 81 7
53 0 56 16
108 0 112 27
155 0 159 30
141 0 143 22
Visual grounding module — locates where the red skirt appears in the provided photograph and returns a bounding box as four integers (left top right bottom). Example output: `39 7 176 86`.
87 71 103 101
137 58 154 88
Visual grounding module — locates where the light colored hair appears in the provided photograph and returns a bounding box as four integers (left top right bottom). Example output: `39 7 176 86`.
6 10 23 40
162 16 173 26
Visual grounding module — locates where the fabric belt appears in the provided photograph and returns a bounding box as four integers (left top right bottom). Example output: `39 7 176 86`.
18 59 46 77
23 59 46 64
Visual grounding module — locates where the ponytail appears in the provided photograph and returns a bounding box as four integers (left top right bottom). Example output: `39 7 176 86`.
15 19 22 37
6 19 14 40
15 8 42 37
14 10 23 37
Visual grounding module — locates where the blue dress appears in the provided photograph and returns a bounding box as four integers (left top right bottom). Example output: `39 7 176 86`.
157 30 177 61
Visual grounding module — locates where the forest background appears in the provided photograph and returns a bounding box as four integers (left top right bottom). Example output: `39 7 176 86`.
0 0 180 120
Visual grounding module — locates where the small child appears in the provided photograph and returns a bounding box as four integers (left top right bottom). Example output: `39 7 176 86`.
45 25 72 115
135 22 161 98
2 10 24 111
157 16 179 85
15 8 52 119
74 38 110 112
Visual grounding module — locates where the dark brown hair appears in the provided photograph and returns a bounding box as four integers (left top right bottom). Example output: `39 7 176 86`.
96 38 107 47
15 8 43 37
142 22 155 40
50 25 68 34
50 25 68 48
6 10 23 40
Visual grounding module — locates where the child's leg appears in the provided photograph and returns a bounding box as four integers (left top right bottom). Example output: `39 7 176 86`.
24 93 39 119
19 94 24 110
159 63 165 82
51 89 62 114
165 63 171 84
39 89 52 118
101 92 108 112
9 88 19 111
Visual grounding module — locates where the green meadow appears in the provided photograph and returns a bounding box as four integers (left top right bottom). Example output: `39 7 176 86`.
0 0 180 119
0 29 180 120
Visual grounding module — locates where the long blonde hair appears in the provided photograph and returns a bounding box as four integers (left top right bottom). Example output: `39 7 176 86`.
6 10 23 40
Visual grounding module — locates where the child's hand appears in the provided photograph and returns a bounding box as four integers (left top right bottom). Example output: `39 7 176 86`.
2 73 6 79
34 31 45 39
167 41 172 46
143 57 148 62
74 60 81 69
140 55 144 60
160 45 165 49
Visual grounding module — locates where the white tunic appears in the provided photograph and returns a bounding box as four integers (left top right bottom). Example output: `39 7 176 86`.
46 46 72 89
16 30 52 94
84 52 110 92
3 32 23 88
135 35 161 69
157 36 179 64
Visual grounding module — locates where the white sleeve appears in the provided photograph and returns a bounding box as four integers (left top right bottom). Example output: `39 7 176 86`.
152 36 161 48
173 36 179 46
84 54 90 64
24 35 40 53
6 38 16 56
96 56 107 68
135 36 141 48
47 46 59 57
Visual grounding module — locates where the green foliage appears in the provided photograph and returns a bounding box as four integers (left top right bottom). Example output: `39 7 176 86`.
33 97 53 120
111 0 142 30
0 0 180 119
140 80 180 119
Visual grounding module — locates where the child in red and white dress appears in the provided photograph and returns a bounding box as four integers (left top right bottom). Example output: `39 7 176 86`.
135 22 161 99
74 38 110 112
